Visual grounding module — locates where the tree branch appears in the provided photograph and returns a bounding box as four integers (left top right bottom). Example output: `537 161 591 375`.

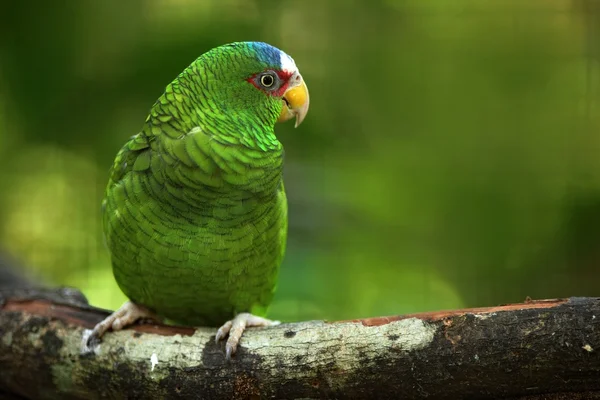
1 287 600 399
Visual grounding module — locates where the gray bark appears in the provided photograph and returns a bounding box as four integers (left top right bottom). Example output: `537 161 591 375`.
1 287 600 399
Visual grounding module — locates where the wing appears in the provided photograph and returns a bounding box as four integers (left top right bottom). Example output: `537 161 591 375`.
106 133 153 192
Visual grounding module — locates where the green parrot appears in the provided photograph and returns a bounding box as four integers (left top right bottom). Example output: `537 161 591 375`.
88 42 309 358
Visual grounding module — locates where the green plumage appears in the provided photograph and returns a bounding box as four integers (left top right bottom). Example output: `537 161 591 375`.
102 42 290 326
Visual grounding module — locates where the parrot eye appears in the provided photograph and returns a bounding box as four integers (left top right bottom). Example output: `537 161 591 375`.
250 70 284 94
260 73 276 88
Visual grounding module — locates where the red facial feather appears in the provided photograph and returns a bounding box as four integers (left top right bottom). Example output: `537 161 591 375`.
247 69 294 97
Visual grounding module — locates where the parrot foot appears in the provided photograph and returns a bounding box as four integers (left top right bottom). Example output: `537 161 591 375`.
86 301 157 347
215 313 280 359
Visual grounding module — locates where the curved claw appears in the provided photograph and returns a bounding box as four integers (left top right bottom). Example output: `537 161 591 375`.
84 301 157 348
86 324 105 348
215 313 280 360
215 320 232 344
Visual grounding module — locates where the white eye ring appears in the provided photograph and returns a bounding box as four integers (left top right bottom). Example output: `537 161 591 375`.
260 74 275 87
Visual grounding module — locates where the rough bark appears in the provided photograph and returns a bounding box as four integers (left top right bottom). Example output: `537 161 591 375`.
1 288 599 400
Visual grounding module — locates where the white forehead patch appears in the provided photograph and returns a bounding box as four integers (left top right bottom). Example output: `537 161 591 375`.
280 51 298 73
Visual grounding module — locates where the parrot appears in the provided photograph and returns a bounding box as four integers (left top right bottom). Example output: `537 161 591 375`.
87 41 309 359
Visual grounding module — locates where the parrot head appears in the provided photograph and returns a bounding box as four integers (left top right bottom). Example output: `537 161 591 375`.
191 42 309 133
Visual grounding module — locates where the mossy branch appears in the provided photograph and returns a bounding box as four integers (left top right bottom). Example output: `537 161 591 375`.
1 287 600 399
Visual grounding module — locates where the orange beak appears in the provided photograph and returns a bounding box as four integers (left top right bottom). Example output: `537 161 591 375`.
277 75 309 128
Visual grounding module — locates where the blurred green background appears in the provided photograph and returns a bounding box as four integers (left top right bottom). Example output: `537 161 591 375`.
1 0 599 323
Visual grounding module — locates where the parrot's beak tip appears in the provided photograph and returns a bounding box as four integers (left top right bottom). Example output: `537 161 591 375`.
294 102 309 128
278 75 309 127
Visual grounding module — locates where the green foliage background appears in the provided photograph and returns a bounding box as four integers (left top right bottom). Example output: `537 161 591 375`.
1 0 599 322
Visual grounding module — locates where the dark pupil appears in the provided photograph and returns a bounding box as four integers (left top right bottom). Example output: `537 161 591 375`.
262 75 274 87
